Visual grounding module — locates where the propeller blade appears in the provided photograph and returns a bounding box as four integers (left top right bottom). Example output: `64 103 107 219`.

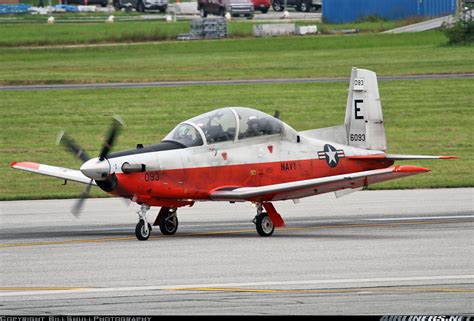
71 180 93 218
99 115 124 161
57 131 91 163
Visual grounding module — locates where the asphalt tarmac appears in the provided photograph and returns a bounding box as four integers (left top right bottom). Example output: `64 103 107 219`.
0 188 473 315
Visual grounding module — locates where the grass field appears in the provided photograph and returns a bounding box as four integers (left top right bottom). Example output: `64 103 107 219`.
0 19 408 47
0 29 472 200
0 30 473 86
1 78 472 200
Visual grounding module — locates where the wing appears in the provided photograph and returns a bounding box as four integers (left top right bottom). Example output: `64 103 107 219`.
211 165 429 202
11 162 96 185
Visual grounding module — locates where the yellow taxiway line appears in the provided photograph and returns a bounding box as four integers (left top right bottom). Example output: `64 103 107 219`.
167 286 474 294
0 219 472 249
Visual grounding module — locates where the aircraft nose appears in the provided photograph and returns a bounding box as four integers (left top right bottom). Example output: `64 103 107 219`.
80 157 111 181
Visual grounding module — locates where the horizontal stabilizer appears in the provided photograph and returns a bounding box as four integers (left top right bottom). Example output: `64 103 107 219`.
385 154 459 160
11 162 96 185
346 154 459 160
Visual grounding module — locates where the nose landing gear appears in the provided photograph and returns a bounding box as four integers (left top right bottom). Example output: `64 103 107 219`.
135 203 152 241
134 205 179 240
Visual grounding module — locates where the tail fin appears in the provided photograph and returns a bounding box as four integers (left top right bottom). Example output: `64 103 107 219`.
344 68 387 151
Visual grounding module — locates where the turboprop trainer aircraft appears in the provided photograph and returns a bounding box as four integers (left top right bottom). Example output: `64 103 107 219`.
11 68 457 240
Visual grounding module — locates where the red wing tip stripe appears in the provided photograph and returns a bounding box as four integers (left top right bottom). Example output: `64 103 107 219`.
393 165 431 173
11 162 40 170
440 156 459 159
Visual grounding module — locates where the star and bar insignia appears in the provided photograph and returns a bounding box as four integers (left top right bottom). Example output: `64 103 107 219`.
318 144 345 168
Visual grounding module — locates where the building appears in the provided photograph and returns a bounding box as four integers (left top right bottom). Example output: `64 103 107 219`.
323 0 458 24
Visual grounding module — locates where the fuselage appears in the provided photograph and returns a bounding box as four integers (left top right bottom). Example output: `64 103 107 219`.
105 134 393 207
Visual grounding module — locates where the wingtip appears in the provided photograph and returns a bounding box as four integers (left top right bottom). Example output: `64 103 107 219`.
10 161 40 170
440 156 459 160
393 165 431 173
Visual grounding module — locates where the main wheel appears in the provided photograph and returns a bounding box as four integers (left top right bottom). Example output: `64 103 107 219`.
200 8 208 17
255 212 274 237
158 209 179 235
135 220 152 241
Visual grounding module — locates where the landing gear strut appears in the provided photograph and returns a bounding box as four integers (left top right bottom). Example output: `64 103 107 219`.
253 203 275 237
135 203 152 241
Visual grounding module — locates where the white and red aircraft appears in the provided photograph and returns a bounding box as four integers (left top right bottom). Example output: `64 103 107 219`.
11 68 457 240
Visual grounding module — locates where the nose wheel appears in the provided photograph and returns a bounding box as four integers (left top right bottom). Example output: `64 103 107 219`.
135 203 152 241
135 220 152 240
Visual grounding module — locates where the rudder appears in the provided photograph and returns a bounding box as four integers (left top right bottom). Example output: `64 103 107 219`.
344 68 387 151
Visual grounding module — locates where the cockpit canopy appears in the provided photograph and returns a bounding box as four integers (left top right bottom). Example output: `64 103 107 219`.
163 107 297 147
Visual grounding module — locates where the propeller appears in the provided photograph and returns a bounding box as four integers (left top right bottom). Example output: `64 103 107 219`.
58 115 124 218
56 131 91 163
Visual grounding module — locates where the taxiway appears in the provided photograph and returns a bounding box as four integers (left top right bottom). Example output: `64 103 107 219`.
0 188 473 314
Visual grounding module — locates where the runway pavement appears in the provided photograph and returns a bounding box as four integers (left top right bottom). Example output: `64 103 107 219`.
0 188 473 315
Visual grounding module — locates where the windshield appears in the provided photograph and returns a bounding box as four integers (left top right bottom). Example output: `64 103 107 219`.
164 123 203 147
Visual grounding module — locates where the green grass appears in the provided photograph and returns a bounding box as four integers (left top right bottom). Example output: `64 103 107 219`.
1 78 472 200
0 19 407 48
0 21 190 47
0 30 473 86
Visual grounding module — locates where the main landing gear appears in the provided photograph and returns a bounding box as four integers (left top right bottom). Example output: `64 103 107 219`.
155 207 179 235
134 205 179 241
253 204 274 237
253 202 286 237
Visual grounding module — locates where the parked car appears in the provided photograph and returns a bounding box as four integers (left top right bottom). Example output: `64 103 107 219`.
198 0 254 19
271 0 321 12
252 0 270 13
113 0 168 12
64 0 108 7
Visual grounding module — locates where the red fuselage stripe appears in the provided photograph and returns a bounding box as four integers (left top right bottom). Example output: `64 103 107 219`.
114 158 393 201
